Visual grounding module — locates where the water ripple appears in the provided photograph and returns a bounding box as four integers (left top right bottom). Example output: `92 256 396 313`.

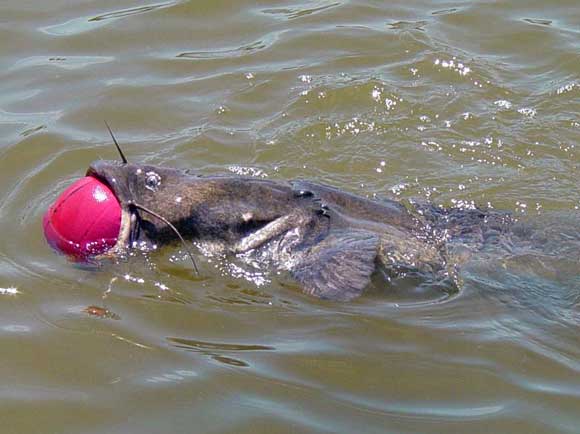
41 1 178 36
261 2 341 20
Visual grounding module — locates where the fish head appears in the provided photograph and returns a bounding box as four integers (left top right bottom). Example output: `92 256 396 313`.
87 159 200 252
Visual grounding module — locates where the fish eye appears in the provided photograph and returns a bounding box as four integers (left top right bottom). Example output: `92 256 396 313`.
145 171 161 191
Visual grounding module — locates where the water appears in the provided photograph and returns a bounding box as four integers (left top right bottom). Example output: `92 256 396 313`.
1 1 579 433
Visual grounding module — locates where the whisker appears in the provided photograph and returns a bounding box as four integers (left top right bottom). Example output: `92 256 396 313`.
104 120 128 164
130 202 200 275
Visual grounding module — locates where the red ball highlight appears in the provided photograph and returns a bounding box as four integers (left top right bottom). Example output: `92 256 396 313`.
43 176 121 259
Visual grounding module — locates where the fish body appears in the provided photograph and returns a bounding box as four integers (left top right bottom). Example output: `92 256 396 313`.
87 160 512 300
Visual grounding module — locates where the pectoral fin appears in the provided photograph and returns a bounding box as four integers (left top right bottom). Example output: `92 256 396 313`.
291 230 379 301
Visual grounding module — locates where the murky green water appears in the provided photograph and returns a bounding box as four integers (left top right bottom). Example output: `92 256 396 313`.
1 1 579 433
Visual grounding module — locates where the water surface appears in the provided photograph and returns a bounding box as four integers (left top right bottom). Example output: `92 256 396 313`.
0 1 579 433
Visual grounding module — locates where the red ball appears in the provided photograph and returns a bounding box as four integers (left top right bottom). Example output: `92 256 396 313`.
43 176 121 259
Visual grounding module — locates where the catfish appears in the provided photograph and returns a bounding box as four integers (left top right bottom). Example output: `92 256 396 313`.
86 158 513 301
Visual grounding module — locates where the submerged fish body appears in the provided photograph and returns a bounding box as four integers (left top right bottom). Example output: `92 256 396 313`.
87 160 513 301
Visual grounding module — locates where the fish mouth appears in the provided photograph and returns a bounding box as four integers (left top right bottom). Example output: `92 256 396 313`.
85 162 135 258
